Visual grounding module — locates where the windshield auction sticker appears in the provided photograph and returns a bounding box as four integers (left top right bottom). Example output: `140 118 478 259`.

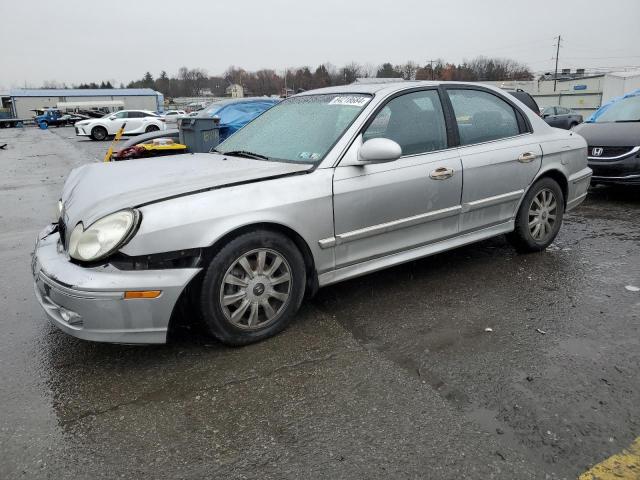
329 96 370 107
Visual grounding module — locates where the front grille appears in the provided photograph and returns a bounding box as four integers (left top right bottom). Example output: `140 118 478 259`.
588 146 635 159
58 217 66 248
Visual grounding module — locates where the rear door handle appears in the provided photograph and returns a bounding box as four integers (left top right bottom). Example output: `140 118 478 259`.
518 152 537 163
430 167 454 180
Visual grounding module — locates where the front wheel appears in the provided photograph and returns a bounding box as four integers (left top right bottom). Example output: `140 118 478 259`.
508 177 565 252
91 126 108 141
199 230 306 346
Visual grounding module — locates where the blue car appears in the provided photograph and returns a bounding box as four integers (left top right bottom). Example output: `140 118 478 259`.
196 97 280 142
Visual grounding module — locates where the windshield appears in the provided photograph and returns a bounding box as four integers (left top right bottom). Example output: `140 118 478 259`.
594 96 640 122
216 93 372 163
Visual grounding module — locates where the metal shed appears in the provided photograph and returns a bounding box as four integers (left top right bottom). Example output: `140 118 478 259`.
8 88 164 118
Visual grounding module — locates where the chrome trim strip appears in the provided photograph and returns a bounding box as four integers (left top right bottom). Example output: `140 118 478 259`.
38 270 124 299
591 173 640 180
318 237 336 249
322 205 462 249
588 146 640 161
319 221 514 286
456 133 534 150
462 190 524 213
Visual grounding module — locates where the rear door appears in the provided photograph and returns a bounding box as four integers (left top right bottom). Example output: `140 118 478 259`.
444 86 541 233
332 88 462 267
124 111 146 133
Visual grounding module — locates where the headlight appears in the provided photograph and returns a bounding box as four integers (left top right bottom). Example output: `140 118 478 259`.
68 210 139 262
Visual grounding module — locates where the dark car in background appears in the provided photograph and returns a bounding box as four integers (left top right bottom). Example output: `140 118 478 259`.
541 106 583 130
573 91 640 185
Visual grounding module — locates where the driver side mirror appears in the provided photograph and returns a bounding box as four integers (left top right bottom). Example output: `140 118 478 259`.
358 138 402 164
109 116 116 121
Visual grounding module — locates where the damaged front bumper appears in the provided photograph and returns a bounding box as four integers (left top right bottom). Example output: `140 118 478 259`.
32 225 200 344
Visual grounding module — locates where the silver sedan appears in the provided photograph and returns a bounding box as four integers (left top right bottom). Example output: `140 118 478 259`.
32 81 592 345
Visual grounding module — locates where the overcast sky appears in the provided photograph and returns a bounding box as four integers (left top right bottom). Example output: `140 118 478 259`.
1 0 639 89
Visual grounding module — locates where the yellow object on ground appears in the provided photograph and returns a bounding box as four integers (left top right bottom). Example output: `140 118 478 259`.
579 437 640 479
138 143 187 152
103 123 127 162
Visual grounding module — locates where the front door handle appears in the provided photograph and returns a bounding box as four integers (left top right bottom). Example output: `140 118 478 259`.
430 167 454 180
518 152 537 163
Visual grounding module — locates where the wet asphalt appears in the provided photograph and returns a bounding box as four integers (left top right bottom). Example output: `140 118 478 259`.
1 126 638 479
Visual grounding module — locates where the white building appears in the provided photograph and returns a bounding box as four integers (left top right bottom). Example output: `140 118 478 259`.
7 88 164 119
225 84 244 98
478 69 640 119
602 70 640 102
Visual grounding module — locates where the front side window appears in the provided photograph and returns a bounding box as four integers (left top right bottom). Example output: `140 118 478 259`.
113 111 128 119
363 90 448 156
217 94 371 163
448 89 520 145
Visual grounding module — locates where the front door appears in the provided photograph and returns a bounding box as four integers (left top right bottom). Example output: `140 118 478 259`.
445 87 542 232
332 89 462 268
108 110 128 134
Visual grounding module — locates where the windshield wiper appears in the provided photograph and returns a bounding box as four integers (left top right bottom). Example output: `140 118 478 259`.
218 150 270 160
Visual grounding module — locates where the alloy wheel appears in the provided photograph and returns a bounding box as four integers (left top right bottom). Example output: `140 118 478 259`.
219 248 292 330
528 188 557 242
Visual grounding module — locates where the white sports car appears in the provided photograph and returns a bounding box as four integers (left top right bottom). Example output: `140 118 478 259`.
74 110 166 140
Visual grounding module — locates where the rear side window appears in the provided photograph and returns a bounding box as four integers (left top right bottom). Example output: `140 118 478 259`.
363 90 447 156
448 89 520 145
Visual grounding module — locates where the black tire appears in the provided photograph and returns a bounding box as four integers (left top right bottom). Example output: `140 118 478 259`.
507 177 565 253
91 126 108 141
145 124 160 133
199 230 306 346
569 122 578 129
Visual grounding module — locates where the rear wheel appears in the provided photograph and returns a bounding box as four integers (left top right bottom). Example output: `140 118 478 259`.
508 177 564 252
569 122 578 129
91 126 108 141
145 124 160 133
199 230 306 346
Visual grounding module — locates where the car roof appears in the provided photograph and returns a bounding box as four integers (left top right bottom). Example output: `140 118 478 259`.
296 81 438 96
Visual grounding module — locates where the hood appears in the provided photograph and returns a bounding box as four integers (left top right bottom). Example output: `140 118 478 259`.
573 122 640 147
61 153 313 229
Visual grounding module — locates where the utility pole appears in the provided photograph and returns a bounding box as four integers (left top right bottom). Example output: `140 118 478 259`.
427 59 436 80
553 35 561 92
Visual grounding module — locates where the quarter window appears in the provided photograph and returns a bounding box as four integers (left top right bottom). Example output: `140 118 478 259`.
363 90 448 156
448 89 521 145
